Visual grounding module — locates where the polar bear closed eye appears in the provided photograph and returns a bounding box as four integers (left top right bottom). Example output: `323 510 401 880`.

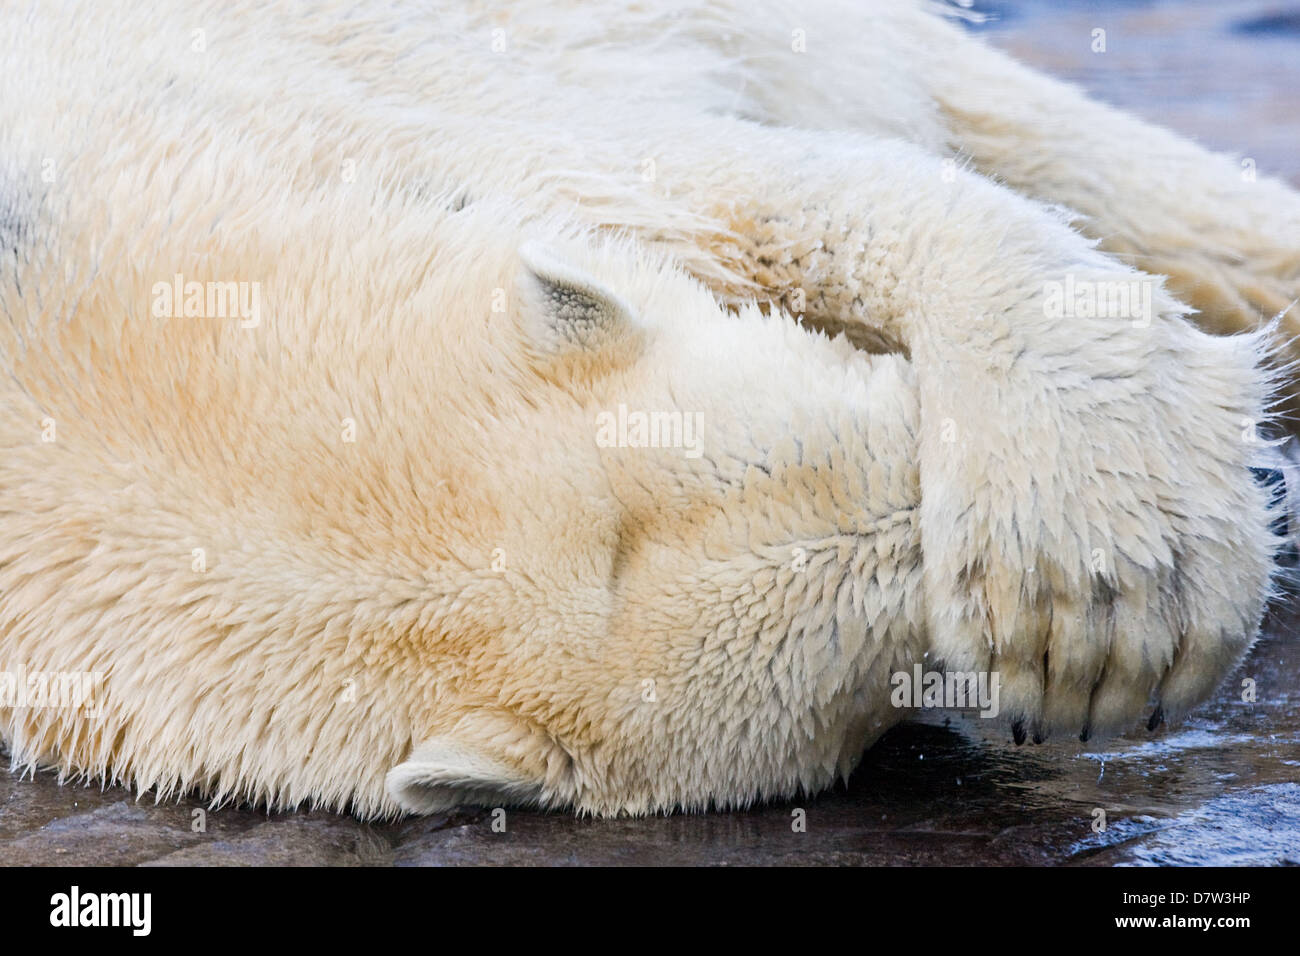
0 0 1294 817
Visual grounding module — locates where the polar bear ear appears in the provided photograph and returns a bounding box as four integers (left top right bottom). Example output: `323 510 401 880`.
386 736 547 813
517 241 639 354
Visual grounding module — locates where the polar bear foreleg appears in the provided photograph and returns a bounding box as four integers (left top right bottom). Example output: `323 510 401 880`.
649 128 1279 742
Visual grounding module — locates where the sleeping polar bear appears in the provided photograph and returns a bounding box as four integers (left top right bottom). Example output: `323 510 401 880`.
1 0 1297 817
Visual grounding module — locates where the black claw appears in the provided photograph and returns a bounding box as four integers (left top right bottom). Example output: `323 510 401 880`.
1079 724 1091 743
1147 705 1164 732
1032 731 1045 745
1012 719 1027 746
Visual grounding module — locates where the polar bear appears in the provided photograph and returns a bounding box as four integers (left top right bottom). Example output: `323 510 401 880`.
0 0 1296 816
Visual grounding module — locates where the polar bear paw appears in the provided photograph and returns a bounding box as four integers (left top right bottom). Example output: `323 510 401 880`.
916 307 1282 743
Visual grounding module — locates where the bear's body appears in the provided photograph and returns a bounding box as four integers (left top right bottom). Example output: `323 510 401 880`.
0 0 1296 816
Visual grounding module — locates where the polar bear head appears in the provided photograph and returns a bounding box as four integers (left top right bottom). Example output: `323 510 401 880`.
384 236 923 816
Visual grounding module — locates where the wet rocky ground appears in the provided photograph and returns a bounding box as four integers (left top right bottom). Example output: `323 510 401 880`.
3 0 1298 865
4 598 1296 866
966 0 1300 185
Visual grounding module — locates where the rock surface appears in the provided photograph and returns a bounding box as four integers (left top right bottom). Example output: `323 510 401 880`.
4 606 1296 866
968 0 1300 185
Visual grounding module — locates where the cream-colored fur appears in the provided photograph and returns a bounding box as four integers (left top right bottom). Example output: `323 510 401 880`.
0 0 1294 817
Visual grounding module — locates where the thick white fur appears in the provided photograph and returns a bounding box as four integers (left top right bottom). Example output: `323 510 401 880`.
0 0 1294 817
